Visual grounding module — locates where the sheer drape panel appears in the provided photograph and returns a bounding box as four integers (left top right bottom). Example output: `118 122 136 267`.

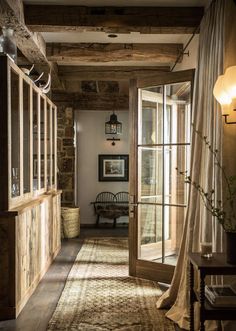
156 1 226 330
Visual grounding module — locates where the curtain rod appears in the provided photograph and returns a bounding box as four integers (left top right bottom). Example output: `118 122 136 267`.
171 25 199 72
171 0 224 72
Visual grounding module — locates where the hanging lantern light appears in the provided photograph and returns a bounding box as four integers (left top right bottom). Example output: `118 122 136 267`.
105 112 122 135
105 112 122 146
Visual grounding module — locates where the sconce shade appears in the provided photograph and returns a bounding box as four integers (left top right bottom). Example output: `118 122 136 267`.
213 75 231 115
213 66 236 123
213 75 231 105
105 112 122 135
223 66 236 99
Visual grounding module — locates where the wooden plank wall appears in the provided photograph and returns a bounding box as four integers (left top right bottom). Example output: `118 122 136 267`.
0 220 9 306
0 192 61 320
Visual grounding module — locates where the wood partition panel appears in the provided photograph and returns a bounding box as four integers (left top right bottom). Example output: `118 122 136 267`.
0 56 61 321
0 191 61 320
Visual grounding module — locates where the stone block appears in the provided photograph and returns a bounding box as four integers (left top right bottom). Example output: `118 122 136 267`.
58 117 66 126
64 190 74 202
61 201 74 207
66 118 73 126
57 129 64 138
57 138 62 152
58 151 66 159
65 108 73 119
65 126 74 138
57 159 63 171
62 158 74 172
57 106 66 119
57 124 65 130
58 174 73 190
65 146 75 157
63 138 74 147
98 81 119 93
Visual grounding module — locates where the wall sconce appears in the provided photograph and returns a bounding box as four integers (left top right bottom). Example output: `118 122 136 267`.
213 66 236 124
105 112 122 146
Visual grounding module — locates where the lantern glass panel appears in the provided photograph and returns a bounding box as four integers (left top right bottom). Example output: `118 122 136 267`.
105 123 111 134
117 123 122 134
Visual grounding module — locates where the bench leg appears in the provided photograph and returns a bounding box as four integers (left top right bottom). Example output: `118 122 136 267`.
96 215 100 227
113 218 117 228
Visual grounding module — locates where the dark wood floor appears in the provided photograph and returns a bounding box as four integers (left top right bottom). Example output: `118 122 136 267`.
0 225 181 331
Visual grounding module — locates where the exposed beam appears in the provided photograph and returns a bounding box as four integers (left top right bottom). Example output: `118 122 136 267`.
24 5 204 34
47 43 183 64
0 0 64 90
49 61 65 91
59 66 170 81
53 92 129 111
0 0 46 63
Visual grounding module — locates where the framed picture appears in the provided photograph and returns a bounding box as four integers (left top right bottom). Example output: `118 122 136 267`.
98 154 129 182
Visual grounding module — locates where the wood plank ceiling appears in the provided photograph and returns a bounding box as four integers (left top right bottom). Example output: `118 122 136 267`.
0 0 205 110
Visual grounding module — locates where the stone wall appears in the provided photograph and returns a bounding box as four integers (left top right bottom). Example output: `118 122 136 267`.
57 105 75 206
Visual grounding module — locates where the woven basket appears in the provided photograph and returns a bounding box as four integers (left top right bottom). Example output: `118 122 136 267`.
61 207 80 239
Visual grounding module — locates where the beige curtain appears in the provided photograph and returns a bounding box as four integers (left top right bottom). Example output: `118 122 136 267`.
156 0 227 330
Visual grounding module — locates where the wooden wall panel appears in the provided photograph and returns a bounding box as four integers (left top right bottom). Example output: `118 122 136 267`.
52 194 61 254
0 192 62 320
0 219 9 305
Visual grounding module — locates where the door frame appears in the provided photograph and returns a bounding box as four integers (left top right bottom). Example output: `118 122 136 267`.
128 69 195 282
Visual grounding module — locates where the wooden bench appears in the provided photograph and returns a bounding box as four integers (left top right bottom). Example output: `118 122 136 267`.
92 191 129 227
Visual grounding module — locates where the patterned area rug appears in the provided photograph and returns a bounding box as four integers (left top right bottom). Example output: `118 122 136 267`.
47 238 175 331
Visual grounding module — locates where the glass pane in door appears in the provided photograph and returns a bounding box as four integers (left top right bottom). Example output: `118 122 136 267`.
152 205 186 265
164 82 191 144
139 204 162 261
164 145 190 206
139 87 163 145
139 205 185 265
139 147 162 204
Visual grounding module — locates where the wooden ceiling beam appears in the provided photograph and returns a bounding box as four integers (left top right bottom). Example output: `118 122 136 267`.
0 0 46 63
24 5 204 34
53 92 129 111
0 0 64 90
47 43 183 64
49 61 65 91
59 65 170 81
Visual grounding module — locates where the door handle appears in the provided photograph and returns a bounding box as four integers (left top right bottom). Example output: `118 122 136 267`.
129 195 137 215
129 203 137 217
129 203 138 207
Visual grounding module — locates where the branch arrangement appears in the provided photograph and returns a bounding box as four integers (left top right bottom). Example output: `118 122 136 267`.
177 126 236 232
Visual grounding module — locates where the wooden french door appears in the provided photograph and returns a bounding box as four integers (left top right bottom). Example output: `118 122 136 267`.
129 70 194 283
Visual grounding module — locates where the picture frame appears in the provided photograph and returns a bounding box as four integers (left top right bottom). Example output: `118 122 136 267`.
98 154 129 182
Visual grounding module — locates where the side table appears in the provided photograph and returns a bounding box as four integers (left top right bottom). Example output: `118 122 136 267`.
189 253 236 331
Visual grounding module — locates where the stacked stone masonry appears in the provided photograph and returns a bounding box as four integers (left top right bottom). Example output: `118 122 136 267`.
57 106 75 206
